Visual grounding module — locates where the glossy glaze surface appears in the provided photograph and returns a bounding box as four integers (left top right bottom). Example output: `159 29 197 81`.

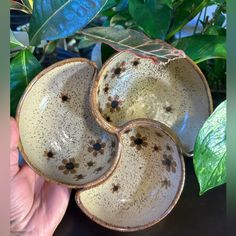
77 121 185 231
93 52 212 154
17 59 120 188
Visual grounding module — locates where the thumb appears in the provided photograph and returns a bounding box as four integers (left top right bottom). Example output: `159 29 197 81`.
10 117 20 179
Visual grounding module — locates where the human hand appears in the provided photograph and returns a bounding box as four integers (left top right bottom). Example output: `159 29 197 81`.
10 118 71 236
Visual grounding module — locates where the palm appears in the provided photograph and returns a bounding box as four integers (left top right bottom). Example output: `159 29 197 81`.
10 118 71 236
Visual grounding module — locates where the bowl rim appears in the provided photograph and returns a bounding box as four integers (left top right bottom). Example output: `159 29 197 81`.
75 118 185 232
89 50 214 157
16 57 123 189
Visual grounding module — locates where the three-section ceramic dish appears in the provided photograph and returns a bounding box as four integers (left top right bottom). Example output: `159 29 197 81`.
16 48 212 231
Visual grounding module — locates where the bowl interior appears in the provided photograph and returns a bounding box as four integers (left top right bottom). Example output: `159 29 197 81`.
17 59 119 188
77 122 184 231
95 52 212 154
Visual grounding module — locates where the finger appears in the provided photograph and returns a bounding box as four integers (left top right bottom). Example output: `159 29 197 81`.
10 117 20 179
43 182 71 234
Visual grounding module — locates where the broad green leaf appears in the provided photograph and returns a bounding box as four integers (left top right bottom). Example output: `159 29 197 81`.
10 0 31 14
29 0 108 46
167 0 210 39
10 30 25 51
193 101 226 195
81 27 185 64
10 49 42 116
22 0 34 12
172 34 226 63
129 0 172 39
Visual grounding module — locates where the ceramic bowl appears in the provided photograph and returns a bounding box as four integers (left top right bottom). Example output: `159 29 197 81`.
16 58 122 188
90 51 213 156
76 119 185 231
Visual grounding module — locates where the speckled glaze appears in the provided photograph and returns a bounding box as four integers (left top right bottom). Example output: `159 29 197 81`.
76 119 185 231
16 58 121 188
90 51 213 156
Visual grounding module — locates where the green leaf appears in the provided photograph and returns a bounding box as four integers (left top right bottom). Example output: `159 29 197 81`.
10 0 31 14
110 11 134 28
129 0 172 39
167 0 210 39
22 0 34 12
193 100 226 195
44 40 58 55
81 27 185 64
172 34 226 63
10 30 25 51
10 49 42 116
29 0 108 46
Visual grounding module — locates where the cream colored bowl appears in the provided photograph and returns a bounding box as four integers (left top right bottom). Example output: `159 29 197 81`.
90 51 213 156
76 119 185 231
16 58 121 188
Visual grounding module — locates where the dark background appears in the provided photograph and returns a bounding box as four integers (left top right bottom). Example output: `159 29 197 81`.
54 157 226 236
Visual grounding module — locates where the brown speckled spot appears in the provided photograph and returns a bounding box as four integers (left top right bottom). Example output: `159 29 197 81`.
58 158 79 175
130 133 148 150
44 150 55 159
155 132 163 138
106 95 122 113
153 145 162 152
131 58 140 67
166 144 173 152
162 154 177 173
111 183 120 193
111 61 125 78
74 174 85 180
103 113 112 123
88 139 106 156
59 93 71 102
103 83 109 94
163 104 173 113
94 166 104 173
161 178 171 189
87 161 95 168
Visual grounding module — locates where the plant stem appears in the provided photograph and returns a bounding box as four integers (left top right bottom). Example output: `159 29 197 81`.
193 10 203 35
193 10 202 34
